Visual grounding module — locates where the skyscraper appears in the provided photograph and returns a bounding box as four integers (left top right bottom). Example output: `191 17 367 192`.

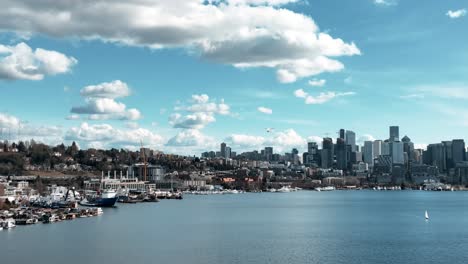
382 140 390 155
321 137 333 169
389 126 399 142
363 141 374 165
339 129 345 140
225 146 231 159
336 138 347 170
264 147 273 161
452 139 466 165
220 142 227 158
307 142 319 165
345 130 356 151
392 141 404 164
402 135 414 162
373 140 382 158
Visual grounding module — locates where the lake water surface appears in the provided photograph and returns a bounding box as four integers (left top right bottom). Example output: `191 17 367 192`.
3 191 468 264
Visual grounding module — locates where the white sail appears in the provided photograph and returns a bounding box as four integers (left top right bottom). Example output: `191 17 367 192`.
425 210 429 220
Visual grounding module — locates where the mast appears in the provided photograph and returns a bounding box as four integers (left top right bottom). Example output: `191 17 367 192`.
140 140 147 182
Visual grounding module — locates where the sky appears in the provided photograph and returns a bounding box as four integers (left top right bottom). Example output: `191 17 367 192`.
0 0 468 155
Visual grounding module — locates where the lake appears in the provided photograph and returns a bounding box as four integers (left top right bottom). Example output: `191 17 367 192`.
3 191 468 264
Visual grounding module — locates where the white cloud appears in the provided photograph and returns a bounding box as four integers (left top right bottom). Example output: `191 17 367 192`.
0 42 77 80
225 129 307 152
0 1 359 83
65 122 164 149
294 89 308 98
257 106 273 114
226 134 266 147
70 80 141 121
66 114 81 120
80 80 130 99
0 112 63 145
357 134 376 146
0 113 20 128
169 112 216 130
270 129 306 149
170 94 230 129
166 129 214 147
294 89 355 104
308 78 326 87
447 9 467 19
374 0 397 6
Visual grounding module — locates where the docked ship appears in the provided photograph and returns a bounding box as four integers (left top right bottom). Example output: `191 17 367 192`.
80 189 118 207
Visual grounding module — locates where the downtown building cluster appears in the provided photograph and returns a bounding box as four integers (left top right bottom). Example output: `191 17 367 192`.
202 126 468 186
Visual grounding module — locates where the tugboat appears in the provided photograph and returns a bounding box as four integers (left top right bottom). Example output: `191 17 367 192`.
80 189 118 207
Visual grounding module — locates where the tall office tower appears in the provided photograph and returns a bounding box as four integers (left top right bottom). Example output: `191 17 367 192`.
373 140 382 158
220 142 227 158
346 144 353 169
345 130 356 151
308 142 318 154
339 129 345 140
391 141 404 164
389 126 399 142
452 139 466 165
363 141 374 165
401 136 414 162
225 146 232 159
336 138 347 170
264 147 273 161
426 143 447 172
307 142 319 165
321 137 334 169
382 140 390 155
443 141 453 169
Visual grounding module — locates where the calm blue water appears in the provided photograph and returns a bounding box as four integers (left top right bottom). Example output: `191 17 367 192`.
2 191 468 264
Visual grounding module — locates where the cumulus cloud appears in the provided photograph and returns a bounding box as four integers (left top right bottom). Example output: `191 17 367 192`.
65 122 164 149
0 112 63 145
447 9 467 19
80 80 130 99
294 89 355 104
226 134 266 147
166 129 215 147
226 129 309 152
70 80 141 121
257 106 273 114
169 112 216 130
170 94 230 129
0 42 77 80
0 0 359 82
0 112 20 128
308 78 326 87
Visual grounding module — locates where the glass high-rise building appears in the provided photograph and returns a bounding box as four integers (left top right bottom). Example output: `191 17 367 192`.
389 126 399 142
345 130 356 151
363 141 374 165
321 137 334 169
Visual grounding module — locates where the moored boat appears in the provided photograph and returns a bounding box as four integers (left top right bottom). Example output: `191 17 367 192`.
80 189 118 207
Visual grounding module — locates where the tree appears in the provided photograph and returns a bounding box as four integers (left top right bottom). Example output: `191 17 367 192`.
30 143 51 164
17 141 27 153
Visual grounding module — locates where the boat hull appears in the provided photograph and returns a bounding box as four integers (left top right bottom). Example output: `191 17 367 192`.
80 197 118 207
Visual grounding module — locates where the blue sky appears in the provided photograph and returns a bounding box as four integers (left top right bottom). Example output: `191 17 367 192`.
0 0 467 154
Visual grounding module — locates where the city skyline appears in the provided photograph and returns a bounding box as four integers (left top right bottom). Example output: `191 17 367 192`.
1 1 468 155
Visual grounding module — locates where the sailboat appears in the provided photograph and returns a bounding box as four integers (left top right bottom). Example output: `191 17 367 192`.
425 210 429 221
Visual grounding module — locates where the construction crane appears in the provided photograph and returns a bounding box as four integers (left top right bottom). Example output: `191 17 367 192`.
140 140 147 182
